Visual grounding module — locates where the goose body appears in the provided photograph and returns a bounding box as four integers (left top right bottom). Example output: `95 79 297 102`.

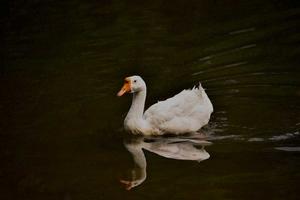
117 76 213 135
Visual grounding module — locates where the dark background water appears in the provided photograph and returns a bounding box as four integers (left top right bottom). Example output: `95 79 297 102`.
2 0 300 199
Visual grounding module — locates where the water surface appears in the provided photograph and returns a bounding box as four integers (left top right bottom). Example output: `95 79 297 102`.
2 0 300 199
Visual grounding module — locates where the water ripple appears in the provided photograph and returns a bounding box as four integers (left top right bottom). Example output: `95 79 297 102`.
192 61 248 76
229 27 256 35
197 44 257 63
275 147 300 152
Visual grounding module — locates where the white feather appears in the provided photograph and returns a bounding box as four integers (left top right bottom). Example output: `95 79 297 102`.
144 84 213 134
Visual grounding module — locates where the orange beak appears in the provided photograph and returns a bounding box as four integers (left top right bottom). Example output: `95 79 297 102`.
117 79 131 96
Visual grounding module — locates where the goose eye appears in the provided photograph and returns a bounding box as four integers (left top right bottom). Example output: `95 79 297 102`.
134 80 137 83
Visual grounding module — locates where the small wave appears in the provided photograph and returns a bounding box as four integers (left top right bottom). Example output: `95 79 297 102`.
207 135 242 141
229 27 256 35
247 131 299 142
195 43 256 66
269 132 299 141
275 147 300 152
248 138 265 142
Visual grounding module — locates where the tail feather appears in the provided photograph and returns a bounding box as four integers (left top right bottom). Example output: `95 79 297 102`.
193 82 204 98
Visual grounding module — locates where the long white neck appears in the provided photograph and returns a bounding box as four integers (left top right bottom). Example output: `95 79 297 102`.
127 90 146 120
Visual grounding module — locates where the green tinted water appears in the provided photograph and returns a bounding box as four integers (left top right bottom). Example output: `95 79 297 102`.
2 0 300 199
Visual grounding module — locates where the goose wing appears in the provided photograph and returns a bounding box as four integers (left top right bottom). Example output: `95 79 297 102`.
144 85 213 134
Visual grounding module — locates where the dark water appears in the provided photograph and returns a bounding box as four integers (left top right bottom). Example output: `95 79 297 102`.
2 0 300 199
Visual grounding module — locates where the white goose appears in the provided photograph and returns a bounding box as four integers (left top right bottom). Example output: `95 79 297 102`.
117 75 213 135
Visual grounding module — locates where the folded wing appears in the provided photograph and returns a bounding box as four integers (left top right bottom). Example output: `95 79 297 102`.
144 84 213 134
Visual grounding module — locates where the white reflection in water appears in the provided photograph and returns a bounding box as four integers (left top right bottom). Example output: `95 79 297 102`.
120 136 211 190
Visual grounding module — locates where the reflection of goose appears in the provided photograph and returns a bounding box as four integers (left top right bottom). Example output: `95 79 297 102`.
120 136 211 190
117 76 213 135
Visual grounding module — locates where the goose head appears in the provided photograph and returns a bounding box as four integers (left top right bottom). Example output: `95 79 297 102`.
117 75 146 96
